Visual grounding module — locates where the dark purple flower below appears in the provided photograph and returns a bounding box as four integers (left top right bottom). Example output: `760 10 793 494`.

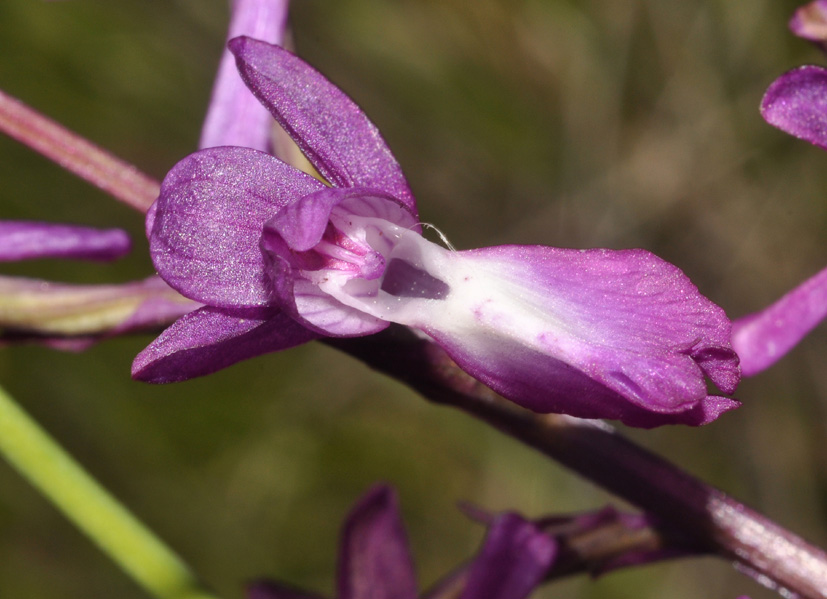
246 484 555 599
134 36 741 427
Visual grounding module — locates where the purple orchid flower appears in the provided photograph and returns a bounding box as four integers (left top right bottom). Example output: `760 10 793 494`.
730 63 827 375
134 36 741 428
246 484 556 599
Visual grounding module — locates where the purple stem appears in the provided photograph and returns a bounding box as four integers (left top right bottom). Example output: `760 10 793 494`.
3 98 825 597
0 90 159 213
328 329 827 599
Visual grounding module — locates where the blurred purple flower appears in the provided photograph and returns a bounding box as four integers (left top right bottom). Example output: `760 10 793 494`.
246 484 555 599
200 0 290 152
731 65 827 375
134 37 742 428
0 220 196 344
0 275 197 347
790 0 827 48
0 221 130 262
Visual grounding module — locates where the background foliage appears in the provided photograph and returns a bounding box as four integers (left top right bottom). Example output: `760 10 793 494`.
0 0 825 597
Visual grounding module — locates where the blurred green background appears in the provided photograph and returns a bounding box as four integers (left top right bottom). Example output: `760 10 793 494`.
0 0 825 597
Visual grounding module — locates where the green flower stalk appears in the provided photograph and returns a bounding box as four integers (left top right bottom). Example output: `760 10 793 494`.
0 383 218 599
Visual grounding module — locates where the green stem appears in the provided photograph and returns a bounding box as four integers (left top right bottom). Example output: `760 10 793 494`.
0 383 218 599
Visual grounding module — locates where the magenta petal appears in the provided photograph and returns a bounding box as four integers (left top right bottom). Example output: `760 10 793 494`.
732 265 827 376
150 146 324 308
265 186 359 252
0 221 130 262
761 65 827 150
131 305 317 383
434 329 740 427
200 0 290 151
228 36 417 215
460 514 555 599
409 245 739 427
265 187 416 252
337 485 418 599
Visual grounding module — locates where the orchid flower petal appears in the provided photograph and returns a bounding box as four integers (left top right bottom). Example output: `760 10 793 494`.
732 265 827 376
200 0 290 151
761 65 827 150
0 221 130 262
428 319 739 428
132 304 316 383
261 187 417 336
150 145 324 308
337 485 418 599
432 245 740 425
790 1 827 45
0 274 195 336
228 37 417 214
308 226 738 425
246 581 327 599
460 514 555 599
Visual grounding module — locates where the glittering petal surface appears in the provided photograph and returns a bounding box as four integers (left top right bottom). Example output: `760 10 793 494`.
761 65 827 150
460 514 555 599
199 0 290 151
229 37 417 214
0 221 130 262
732 265 827 376
790 0 827 44
393 245 739 426
150 146 324 308
131 305 317 383
246 581 327 599
337 485 418 599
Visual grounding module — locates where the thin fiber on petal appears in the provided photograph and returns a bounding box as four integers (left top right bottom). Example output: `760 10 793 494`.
0 221 130 262
200 0 290 151
761 65 827 150
229 37 417 214
338 485 417 599
461 514 555 599
132 305 317 383
733 265 827 376
150 146 324 308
